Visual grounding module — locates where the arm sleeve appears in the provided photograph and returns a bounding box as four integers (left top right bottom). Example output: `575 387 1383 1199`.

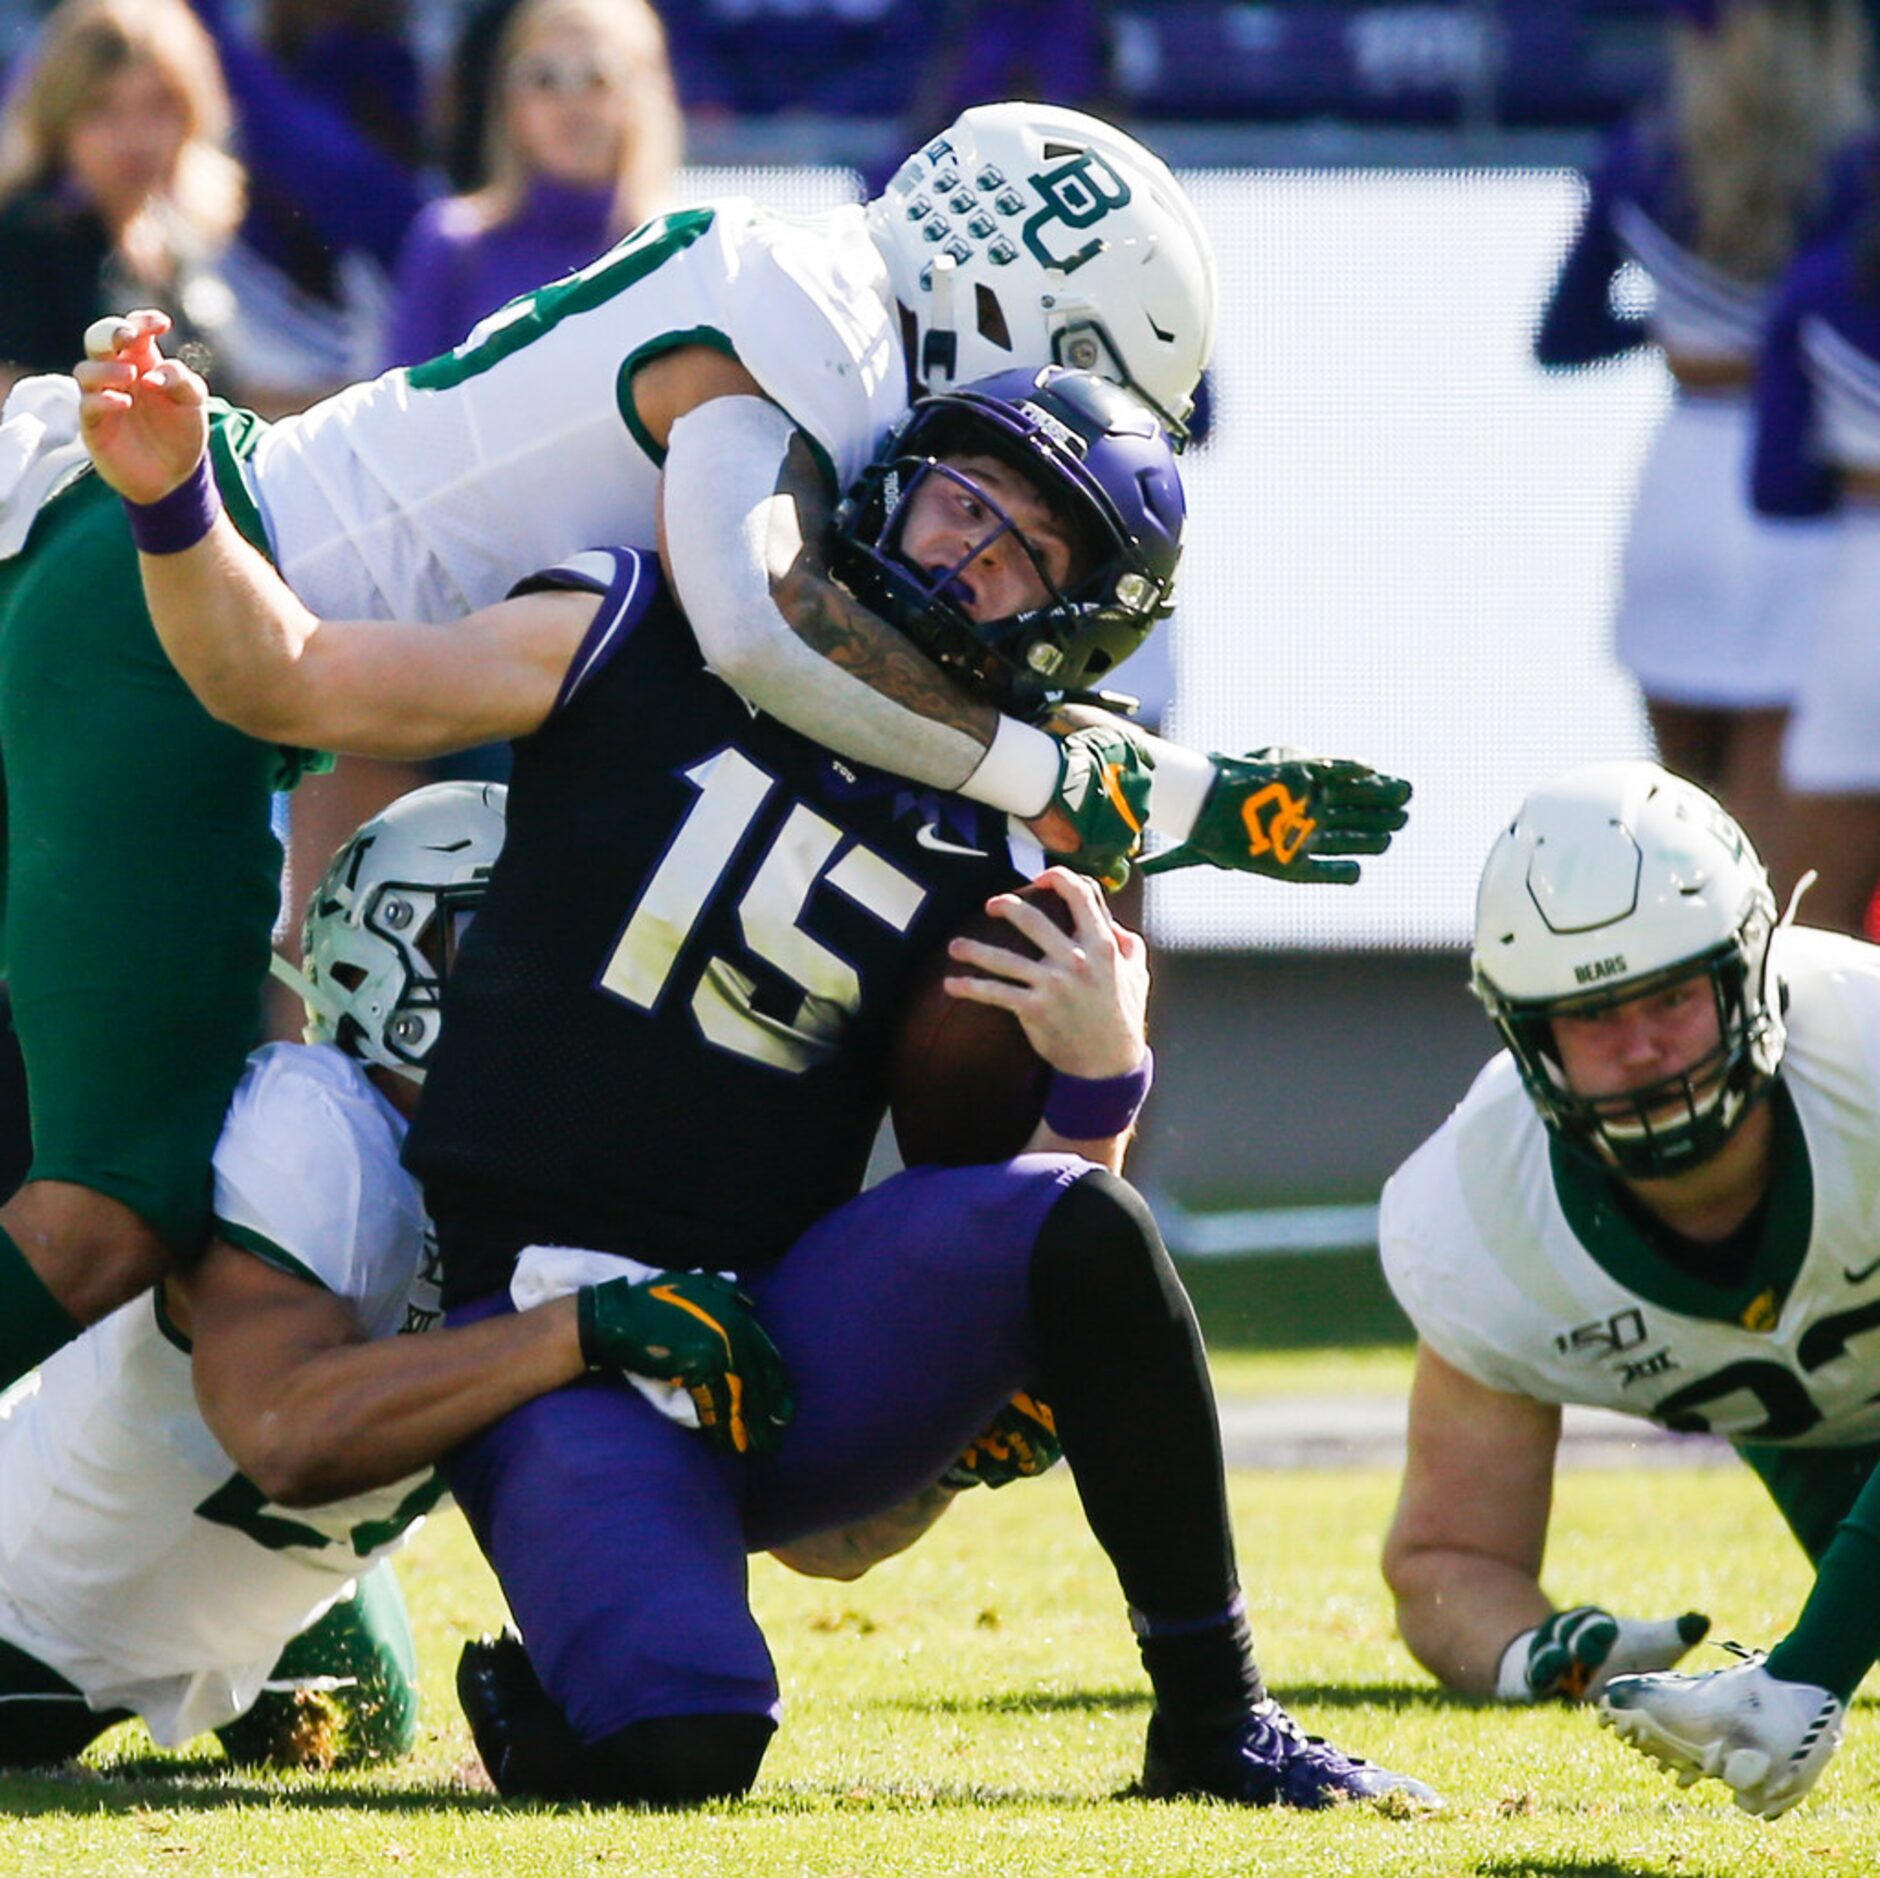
660 394 1062 814
1535 135 1648 369
1753 264 1841 519
187 0 424 271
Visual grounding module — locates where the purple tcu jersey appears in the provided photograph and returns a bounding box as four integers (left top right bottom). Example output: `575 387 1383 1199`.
406 548 1025 1304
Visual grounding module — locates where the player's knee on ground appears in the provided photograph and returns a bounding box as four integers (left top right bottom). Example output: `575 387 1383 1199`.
461 1630 772 1804
585 1712 776 1805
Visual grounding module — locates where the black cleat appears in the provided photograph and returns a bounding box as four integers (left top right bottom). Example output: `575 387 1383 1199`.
1141 1700 1441 1810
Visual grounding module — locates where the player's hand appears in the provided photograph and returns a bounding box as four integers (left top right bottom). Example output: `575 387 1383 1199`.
1500 1606 1711 1703
943 867 1148 1078
74 308 211 506
577 1272 795 1456
941 1392 1062 1490
1025 720 1154 890
1140 748 1412 884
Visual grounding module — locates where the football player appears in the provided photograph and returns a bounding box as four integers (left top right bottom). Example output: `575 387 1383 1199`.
79 345 1434 1811
0 782 791 1770
1380 760 1880 1818
0 100 1411 1415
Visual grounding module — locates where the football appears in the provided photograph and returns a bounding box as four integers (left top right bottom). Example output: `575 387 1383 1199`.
890 880 1077 1166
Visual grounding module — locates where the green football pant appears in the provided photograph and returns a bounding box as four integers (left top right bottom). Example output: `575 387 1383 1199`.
0 426 291 1255
1733 1438 1880 1563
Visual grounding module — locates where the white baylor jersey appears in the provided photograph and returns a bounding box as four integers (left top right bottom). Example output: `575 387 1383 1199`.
0 1044 440 1745
247 200 907 622
1382 928 1880 1450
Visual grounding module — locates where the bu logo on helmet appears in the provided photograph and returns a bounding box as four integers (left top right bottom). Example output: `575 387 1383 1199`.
1023 152 1134 274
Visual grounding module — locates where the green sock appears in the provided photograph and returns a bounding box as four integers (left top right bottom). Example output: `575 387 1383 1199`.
0 1222 80 1389
1766 1487 1880 1702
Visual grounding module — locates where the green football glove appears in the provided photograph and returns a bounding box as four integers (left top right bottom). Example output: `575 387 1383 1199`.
1498 1605 1711 1703
941 1392 1062 1491
577 1272 795 1456
1139 747 1412 884
1040 723 1155 890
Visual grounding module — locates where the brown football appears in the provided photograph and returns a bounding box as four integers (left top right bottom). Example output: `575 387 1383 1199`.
890 880 1077 1166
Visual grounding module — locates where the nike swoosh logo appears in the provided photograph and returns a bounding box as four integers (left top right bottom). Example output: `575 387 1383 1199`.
916 823 989 858
1846 1257 1880 1285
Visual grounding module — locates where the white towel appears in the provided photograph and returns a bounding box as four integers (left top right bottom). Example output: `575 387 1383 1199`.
0 375 91 560
510 1244 700 1429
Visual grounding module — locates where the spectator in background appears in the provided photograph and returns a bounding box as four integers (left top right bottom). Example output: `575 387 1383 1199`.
385 0 679 372
1752 152 1880 935
1534 0 1871 897
0 0 244 405
185 0 427 415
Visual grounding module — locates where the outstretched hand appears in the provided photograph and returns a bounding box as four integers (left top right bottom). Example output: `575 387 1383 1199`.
1141 747 1412 884
74 308 211 506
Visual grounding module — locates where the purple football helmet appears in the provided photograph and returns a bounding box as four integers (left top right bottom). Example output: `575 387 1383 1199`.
830 365 1185 716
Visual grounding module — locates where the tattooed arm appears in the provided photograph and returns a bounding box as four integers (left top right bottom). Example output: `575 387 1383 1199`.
645 349 1064 815
766 429 997 749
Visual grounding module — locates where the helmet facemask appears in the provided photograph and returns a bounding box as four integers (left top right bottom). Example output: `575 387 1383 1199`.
1476 898 1781 1181
830 367 1181 719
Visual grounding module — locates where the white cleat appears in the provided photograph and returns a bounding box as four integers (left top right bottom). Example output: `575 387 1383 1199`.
1598 1655 1844 1820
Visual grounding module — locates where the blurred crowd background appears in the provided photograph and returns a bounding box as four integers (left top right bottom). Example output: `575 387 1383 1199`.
4 0 1879 1229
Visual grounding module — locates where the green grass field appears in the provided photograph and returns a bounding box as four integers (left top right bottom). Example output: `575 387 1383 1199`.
3 1356 1874 1877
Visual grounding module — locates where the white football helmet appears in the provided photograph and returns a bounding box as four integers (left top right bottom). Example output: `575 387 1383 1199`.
864 102 1217 442
296 781 508 1083
1471 762 1782 1178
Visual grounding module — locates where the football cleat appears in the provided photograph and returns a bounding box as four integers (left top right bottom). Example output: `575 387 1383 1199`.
1598 1654 1845 1819
1141 1700 1442 1810
458 1629 592 1800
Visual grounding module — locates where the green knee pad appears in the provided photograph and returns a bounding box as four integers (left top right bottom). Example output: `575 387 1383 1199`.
216 1559 421 1768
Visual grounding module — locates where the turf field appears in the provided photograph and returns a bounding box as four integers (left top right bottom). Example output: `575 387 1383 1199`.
2 1350 1872 1877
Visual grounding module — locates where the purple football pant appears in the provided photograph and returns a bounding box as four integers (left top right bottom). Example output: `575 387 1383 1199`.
441 1155 1094 1743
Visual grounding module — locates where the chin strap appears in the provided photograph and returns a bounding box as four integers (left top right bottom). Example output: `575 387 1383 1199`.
268 950 346 1037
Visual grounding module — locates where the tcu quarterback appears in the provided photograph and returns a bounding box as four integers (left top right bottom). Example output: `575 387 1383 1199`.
80 336 1430 1811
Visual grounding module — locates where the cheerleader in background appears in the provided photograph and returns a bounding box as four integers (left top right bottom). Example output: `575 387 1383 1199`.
1534 0 1871 897
1753 155 1880 936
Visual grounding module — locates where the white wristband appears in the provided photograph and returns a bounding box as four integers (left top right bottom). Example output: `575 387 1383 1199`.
1495 1628 1540 1702
1138 737 1217 844
957 713 1062 818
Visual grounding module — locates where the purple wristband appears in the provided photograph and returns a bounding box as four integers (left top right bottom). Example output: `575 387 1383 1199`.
1043 1048 1154 1140
122 452 221 555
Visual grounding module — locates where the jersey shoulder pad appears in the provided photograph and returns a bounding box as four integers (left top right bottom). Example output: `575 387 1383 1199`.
1379 1051 1541 1392
508 548 665 715
717 202 904 493
213 1043 421 1309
